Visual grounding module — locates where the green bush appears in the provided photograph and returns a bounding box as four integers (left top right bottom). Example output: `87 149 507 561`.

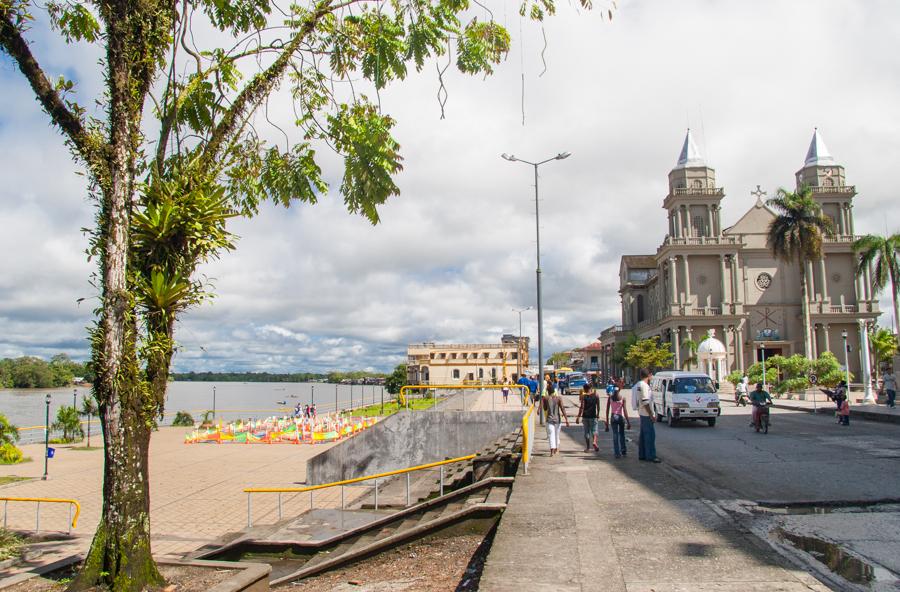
0 443 24 465
0 414 20 447
52 405 84 443
172 411 195 427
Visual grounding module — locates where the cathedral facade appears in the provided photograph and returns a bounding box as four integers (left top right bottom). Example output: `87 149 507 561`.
598 130 881 383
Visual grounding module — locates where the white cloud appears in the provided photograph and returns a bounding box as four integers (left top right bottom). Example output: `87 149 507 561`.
2 0 900 371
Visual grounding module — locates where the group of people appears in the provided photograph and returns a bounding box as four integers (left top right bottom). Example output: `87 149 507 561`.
293 402 318 419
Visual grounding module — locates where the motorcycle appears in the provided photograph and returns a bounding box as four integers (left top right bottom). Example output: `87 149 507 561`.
753 402 772 434
735 391 749 406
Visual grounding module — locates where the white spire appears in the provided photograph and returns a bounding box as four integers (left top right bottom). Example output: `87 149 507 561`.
804 128 835 166
675 129 705 169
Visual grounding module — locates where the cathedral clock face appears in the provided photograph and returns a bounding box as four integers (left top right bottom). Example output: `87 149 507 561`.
756 272 773 290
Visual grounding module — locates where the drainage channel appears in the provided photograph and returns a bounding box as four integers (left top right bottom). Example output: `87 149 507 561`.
776 529 899 587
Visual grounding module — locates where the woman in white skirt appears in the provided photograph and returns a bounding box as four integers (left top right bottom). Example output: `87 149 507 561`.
542 384 570 456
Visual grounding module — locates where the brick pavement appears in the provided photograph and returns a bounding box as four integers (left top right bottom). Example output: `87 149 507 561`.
0 425 359 558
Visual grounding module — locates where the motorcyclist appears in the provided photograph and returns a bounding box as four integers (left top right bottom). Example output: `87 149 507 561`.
735 374 749 405
750 382 772 429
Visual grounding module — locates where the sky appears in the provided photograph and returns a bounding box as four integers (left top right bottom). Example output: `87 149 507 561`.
2 0 899 373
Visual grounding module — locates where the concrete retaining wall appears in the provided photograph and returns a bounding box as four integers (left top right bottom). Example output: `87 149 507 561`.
307 410 521 485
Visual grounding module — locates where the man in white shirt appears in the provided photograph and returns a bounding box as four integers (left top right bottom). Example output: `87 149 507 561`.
633 368 660 463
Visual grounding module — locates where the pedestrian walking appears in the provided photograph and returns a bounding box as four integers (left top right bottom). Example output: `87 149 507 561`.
605 385 631 458
575 384 600 452
501 379 510 404
882 372 897 409
631 368 660 463
542 384 569 456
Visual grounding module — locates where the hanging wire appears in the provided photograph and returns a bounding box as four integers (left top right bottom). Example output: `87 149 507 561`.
436 39 451 119
538 26 548 77
519 14 525 126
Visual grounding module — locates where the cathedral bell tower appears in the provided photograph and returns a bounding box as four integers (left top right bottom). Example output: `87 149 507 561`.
663 129 725 239
795 128 856 237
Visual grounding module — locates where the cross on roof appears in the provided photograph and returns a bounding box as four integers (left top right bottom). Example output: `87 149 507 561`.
751 185 767 199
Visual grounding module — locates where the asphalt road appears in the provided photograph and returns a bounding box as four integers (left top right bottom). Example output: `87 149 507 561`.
644 402 900 504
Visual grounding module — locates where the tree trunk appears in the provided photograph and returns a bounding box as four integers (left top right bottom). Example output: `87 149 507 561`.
69 90 163 590
800 264 813 358
891 271 900 337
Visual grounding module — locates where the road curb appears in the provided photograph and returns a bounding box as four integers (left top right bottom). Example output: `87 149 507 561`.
772 403 900 425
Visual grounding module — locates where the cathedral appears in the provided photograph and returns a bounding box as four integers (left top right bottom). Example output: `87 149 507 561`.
598 129 881 384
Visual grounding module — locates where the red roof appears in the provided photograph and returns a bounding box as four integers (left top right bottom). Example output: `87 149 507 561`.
580 342 604 351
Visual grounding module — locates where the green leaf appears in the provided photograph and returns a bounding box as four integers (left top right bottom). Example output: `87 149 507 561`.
328 101 403 224
47 2 101 43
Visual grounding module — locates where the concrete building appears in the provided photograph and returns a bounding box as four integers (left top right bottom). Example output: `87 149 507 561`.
599 129 880 384
406 335 529 385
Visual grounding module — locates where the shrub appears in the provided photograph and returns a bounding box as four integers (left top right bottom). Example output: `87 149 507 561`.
0 414 19 446
0 443 24 465
52 405 84 443
172 411 195 427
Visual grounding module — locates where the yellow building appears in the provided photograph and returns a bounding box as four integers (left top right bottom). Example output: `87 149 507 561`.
406 335 530 385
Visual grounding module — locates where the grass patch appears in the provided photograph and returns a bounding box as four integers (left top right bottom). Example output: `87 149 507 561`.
70 446 102 451
0 528 24 561
0 476 29 486
0 457 31 466
342 397 438 418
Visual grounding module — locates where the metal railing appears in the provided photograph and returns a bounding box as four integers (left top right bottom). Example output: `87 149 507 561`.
521 404 536 475
243 454 477 527
398 384 529 411
1 496 80 534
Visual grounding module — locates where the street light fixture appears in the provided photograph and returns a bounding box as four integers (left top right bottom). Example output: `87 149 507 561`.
212 386 217 419
501 151 571 399
73 388 77 409
841 329 850 388
512 306 533 378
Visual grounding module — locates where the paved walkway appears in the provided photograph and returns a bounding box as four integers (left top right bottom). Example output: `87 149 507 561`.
480 398 829 592
0 424 361 560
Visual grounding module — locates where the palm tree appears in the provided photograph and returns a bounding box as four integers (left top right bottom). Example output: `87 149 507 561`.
852 233 900 335
766 186 835 358
680 338 699 370
870 326 899 381
80 395 99 448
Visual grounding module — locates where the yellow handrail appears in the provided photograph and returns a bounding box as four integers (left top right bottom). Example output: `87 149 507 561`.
244 454 477 494
399 384 529 408
0 496 81 528
522 404 535 469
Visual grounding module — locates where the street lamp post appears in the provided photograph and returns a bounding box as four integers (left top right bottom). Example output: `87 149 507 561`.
73 388 77 409
502 151 571 403
759 344 767 391
212 386 217 419
841 329 851 388
512 306 532 378
43 393 51 480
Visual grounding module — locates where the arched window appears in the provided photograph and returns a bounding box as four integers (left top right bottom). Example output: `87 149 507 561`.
478 368 484 378
693 179 703 189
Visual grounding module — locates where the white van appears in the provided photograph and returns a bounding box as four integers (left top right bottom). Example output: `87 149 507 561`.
649 371 721 427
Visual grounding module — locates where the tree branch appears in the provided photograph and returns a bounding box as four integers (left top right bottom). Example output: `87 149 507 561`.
198 0 351 170
0 10 106 174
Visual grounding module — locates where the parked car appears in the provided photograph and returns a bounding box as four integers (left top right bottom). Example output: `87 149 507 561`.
564 372 587 395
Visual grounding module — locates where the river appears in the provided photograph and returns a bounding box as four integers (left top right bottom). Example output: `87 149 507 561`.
0 382 386 443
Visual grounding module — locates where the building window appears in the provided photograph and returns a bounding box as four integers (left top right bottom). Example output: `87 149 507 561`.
636 294 645 323
692 216 705 236
693 179 703 189
511 352 518 360
450 353 457 359
478 368 484 379
452 369 460 379
491 368 497 379
590 356 598 364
